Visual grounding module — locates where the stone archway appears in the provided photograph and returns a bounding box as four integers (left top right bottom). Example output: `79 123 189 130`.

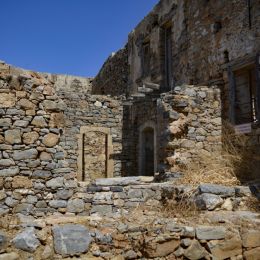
138 122 157 176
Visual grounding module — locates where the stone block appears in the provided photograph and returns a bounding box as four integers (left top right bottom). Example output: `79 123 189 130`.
42 133 59 147
32 170 51 179
49 200 67 209
0 252 19 260
17 98 36 110
90 205 112 215
22 131 39 145
0 167 19 177
12 176 32 189
244 247 260 260
5 129 21 144
183 240 208 260
0 118 12 127
31 116 47 127
67 199 85 213
0 159 15 166
199 184 235 197
13 149 38 160
46 177 64 189
207 234 242 259
12 227 40 252
0 93 16 108
242 230 260 248
195 193 223 210
196 226 226 240
52 224 92 256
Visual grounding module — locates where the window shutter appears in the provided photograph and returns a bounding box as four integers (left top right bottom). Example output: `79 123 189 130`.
228 66 236 125
256 53 260 122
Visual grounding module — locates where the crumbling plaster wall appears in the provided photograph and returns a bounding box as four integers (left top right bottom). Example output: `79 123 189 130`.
128 0 260 93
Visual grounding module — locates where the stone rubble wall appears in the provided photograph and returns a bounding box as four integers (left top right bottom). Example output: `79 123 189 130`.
0 62 123 217
92 45 128 96
162 85 222 170
0 179 259 259
122 85 222 175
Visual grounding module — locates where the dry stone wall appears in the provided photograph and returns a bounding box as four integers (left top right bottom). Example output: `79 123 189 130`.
0 62 123 217
92 45 128 96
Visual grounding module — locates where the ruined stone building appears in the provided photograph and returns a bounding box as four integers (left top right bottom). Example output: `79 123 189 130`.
0 0 260 259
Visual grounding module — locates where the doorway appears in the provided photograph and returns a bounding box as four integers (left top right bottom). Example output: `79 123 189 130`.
139 124 156 176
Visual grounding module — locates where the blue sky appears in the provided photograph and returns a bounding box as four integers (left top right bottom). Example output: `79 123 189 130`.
0 0 158 77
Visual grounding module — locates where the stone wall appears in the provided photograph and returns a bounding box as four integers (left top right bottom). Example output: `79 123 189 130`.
0 178 259 259
0 62 124 217
92 45 128 96
122 85 222 176
127 0 260 93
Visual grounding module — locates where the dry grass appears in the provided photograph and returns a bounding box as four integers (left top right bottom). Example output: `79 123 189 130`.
176 122 256 186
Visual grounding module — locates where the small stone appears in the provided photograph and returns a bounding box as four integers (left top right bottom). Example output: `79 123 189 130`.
52 224 92 256
0 231 7 249
41 245 53 259
0 191 7 200
183 240 207 260
42 133 59 147
0 167 19 177
49 200 67 208
199 184 235 197
32 170 51 179
40 151 52 161
46 177 64 189
12 227 40 252
90 205 112 215
23 131 39 145
0 252 19 260
14 203 34 214
195 193 223 210
124 250 138 259
12 176 32 189
241 230 260 248
0 93 16 108
67 199 85 213
0 159 15 166
5 197 19 207
17 99 36 110
31 116 47 127
0 118 12 127
221 198 233 211
42 100 66 111
244 247 260 260
13 149 38 160
94 101 102 107
5 129 21 144
56 189 73 200
13 120 29 128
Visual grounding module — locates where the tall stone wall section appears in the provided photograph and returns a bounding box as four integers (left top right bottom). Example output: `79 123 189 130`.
122 85 222 176
0 62 123 217
128 0 260 92
92 45 128 96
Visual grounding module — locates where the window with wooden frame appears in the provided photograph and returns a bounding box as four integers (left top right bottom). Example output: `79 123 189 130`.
228 54 260 125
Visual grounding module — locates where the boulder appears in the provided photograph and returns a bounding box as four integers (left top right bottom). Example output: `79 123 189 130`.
12 227 40 252
52 224 92 256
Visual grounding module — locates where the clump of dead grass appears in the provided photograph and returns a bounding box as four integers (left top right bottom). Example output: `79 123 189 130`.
176 122 255 186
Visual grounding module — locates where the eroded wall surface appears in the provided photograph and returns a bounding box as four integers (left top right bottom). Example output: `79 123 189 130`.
128 0 260 93
92 46 128 96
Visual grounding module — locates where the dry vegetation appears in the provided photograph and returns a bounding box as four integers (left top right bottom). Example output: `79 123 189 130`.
177 122 257 186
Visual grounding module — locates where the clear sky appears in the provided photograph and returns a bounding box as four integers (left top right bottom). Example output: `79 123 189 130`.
0 0 158 77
